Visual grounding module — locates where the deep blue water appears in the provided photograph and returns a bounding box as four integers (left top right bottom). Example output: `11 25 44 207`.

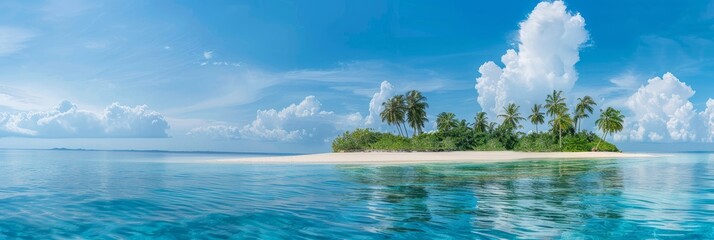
0 150 712 239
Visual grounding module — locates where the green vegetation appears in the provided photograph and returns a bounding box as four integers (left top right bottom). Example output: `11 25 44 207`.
332 89 625 153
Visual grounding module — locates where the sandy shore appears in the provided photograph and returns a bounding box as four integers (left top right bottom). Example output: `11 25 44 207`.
212 151 654 165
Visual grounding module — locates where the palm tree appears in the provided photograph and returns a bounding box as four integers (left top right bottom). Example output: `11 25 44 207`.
574 96 597 132
487 122 497 133
436 112 457 132
528 104 545 133
393 94 409 136
380 95 407 137
595 107 625 150
457 119 471 130
549 111 573 149
545 90 567 118
474 112 489 133
498 103 525 131
405 90 429 136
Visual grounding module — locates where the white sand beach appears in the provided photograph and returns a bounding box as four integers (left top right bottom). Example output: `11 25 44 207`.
213 151 654 165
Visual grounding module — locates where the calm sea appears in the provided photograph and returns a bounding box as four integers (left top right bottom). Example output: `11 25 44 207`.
0 149 712 239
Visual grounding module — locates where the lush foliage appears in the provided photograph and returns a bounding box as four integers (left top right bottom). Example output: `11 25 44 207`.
380 90 430 138
333 89 624 153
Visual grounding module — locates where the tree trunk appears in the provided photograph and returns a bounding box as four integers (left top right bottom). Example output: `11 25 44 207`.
559 128 562 150
396 123 403 137
403 123 409 138
576 120 580 132
535 124 539 134
596 132 606 150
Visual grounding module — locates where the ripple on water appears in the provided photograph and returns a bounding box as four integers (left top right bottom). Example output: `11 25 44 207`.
0 151 713 238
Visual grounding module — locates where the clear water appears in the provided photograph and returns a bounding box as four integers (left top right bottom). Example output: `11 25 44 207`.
0 150 712 239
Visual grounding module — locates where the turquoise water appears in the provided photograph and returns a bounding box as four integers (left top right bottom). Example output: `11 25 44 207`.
0 150 712 239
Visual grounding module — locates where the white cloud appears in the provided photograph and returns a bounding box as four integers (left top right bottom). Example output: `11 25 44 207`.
700 99 714 142
188 96 362 142
0 85 52 111
365 81 394 127
609 72 641 89
177 61 453 115
475 1 589 118
615 73 707 142
203 51 213 59
187 124 240 140
165 69 277 115
0 101 170 138
285 61 459 96
0 27 35 56
42 0 94 20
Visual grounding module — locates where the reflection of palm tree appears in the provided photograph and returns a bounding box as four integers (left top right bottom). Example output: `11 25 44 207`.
336 160 625 237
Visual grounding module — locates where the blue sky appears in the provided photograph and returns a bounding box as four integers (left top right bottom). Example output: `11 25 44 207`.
0 0 712 153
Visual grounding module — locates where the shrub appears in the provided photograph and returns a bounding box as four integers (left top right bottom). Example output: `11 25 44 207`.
331 128 383 152
514 133 559 152
332 127 619 153
369 134 412 151
474 138 506 151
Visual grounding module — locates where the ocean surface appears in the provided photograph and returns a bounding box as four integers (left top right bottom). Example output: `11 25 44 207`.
0 150 712 239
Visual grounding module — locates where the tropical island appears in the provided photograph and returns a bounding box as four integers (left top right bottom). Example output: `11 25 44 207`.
333 90 625 153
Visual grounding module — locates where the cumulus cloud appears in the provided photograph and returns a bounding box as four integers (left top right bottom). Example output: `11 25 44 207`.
187 80 425 142
365 81 394 127
475 1 589 118
700 99 714 142
615 73 712 142
189 96 363 142
0 101 170 138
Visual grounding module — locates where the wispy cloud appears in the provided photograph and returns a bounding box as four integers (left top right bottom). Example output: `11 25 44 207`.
165 69 279 115
0 85 56 111
203 51 213 59
41 0 95 20
0 27 36 56
284 61 461 97
176 60 458 115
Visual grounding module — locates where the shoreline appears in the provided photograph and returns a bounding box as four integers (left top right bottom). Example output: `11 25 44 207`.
211 151 656 165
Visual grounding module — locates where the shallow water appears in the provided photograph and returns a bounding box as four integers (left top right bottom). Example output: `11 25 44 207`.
0 150 712 239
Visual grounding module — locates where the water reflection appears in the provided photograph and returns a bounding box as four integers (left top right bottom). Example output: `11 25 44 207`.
0 150 712 238
339 159 630 238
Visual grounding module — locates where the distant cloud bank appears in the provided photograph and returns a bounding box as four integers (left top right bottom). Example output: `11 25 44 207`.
616 73 714 142
188 96 363 142
0 101 170 138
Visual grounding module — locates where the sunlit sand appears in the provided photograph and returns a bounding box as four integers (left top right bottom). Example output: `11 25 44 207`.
212 151 654 165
